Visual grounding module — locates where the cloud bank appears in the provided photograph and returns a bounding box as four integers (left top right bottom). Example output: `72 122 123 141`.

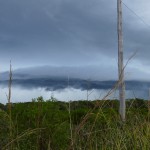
0 0 150 80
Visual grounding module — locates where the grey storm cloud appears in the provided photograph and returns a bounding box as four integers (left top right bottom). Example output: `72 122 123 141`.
0 0 117 50
0 0 150 80
1 65 150 81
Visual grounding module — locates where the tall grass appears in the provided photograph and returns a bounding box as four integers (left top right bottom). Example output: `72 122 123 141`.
0 99 149 150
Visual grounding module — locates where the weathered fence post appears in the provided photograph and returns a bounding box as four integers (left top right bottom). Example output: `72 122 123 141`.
117 0 126 121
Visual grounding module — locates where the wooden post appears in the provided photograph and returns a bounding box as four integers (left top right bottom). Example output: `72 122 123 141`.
148 89 150 120
8 60 13 149
117 0 126 121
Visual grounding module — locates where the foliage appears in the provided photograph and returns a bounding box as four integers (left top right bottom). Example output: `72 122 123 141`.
0 98 150 149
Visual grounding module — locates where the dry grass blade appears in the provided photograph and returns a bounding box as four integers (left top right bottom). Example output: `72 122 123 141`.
7 60 13 149
2 128 45 150
68 52 138 149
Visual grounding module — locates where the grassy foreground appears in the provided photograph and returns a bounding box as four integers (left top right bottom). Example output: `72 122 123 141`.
0 98 150 150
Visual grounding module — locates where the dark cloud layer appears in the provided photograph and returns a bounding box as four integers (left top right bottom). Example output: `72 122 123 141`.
1 76 150 93
1 0 150 73
2 65 150 81
1 0 150 102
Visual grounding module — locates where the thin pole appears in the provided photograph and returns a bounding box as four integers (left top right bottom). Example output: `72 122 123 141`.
8 60 13 149
148 89 150 120
117 0 126 121
68 75 74 149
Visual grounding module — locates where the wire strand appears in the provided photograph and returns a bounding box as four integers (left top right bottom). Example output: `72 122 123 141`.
122 0 150 29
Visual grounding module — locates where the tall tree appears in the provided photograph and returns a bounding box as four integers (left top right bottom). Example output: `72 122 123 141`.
117 0 126 121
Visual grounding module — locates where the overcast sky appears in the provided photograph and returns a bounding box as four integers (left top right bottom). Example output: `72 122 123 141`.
1 0 150 81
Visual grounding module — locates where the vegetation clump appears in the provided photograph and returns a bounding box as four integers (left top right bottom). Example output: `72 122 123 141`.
0 98 150 150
